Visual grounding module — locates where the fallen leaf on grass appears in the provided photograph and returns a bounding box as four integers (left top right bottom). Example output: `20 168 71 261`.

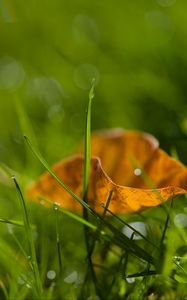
28 129 187 214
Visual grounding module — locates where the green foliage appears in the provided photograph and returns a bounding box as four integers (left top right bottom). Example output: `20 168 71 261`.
1 1 187 299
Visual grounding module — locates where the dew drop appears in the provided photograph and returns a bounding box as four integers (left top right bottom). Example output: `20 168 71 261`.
126 277 135 283
53 203 60 211
122 222 147 240
0 56 25 90
47 270 56 280
174 213 187 228
134 168 142 176
64 271 78 284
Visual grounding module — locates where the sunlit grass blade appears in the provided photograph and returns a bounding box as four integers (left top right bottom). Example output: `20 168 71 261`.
82 81 102 299
83 80 95 201
13 176 42 299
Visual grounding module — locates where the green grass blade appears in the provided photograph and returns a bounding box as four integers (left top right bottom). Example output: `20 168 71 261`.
0 218 28 228
0 280 9 300
13 176 42 299
160 198 173 248
82 81 101 298
127 270 157 278
53 203 62 275
83 80 95 200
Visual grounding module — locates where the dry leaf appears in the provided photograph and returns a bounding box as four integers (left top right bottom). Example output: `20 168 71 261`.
28 129 187 214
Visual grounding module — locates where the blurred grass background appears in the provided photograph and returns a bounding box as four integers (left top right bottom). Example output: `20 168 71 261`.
1 0 187 174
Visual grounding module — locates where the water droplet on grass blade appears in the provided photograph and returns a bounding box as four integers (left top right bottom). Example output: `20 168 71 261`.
47 270 56 280
134 168 142 176
0 56 25 90
174 213 187 228
122 222 147 240
126 277 135 283
64 271 78 284
53 203 60 211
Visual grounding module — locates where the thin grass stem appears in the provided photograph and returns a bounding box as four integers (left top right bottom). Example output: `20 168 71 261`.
53 203 63 275
13 176 42 299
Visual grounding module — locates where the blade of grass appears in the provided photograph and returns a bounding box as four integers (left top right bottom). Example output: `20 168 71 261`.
13 176 42 299
0 218 34 228
0 280 9 300
82 81 102 298
127 270 157 278
83 80 95 201
160 197 174 247
53 203 62 275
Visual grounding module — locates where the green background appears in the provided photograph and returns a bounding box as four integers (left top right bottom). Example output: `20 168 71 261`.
0 0 187 172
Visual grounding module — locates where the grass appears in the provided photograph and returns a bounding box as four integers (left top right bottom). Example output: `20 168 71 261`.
0 88 187 300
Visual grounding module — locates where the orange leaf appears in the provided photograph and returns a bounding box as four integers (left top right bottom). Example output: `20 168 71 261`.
28 129 187 214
